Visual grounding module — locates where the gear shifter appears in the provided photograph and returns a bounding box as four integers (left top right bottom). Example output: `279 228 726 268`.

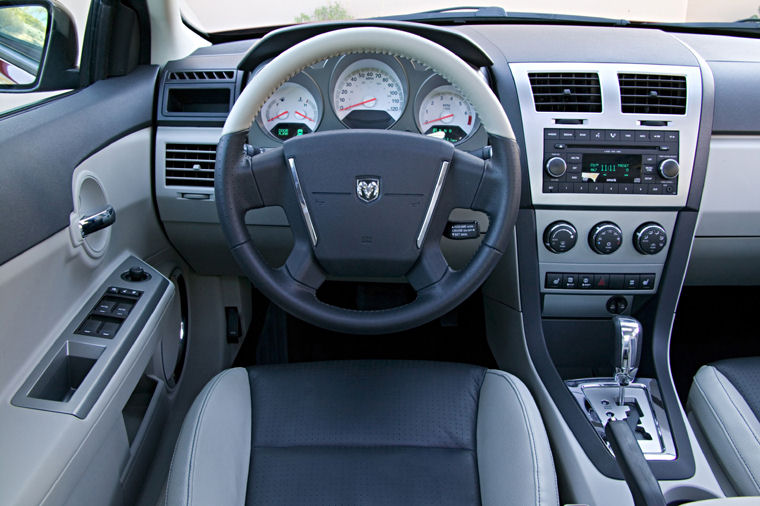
613 315 643 406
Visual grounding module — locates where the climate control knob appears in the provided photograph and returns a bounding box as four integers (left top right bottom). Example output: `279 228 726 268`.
544 221 577 253
545 157 567 178
659 159 680 179
589 222 623 255
634 223 668 255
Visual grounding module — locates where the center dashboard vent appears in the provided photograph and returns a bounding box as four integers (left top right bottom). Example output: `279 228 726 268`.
528 72 602 113
618 74 687 115
165 143 217 187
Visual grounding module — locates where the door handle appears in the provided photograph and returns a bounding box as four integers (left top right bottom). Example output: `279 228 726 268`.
78 205 116 237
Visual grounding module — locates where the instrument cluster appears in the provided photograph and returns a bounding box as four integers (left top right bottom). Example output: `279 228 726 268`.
252 54 482 145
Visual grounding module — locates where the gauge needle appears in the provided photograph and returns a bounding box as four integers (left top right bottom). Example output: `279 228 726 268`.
267 111 288 121
424 114 454 124
295 111 314 121
341 98 376 111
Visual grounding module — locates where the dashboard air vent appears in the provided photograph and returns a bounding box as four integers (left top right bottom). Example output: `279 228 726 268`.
167 70 235 81
165 143 217 187
618 74 687 115
528 72 602 113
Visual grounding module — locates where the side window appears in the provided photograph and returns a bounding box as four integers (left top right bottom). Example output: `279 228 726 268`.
0 1 88 115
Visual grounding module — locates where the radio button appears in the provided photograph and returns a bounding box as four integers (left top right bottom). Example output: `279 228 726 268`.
622 131 635 142
568 154 582 163
590 183 604 193
545 129 560 139
634 184 648 194
545 157 567 177
605 130 621 141
567 164 581 174
568 173 581 182
643 174 656 183
574 183 588 193
659 145 670 151
648 185 663 194
635 132 650 142
560 130 575 140
651 132 664 141
554 143 566 149
665 132 679 141
620 184 633 194
643 165 656 175
644 155 657 164
559 182 573 193
659 158 680 179
576 130 590 140
590 130 604 141
543 182 558 193
604 183 619 193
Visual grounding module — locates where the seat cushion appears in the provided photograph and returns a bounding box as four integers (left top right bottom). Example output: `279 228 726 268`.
166 360 558 506
689 358 760 496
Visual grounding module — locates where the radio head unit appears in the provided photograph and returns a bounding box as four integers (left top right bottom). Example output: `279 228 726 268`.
542 128 679 195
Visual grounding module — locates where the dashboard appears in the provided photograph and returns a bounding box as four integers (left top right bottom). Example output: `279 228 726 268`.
249 55 487 147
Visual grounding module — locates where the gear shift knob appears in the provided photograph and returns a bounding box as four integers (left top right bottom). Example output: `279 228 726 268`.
613 315 643 404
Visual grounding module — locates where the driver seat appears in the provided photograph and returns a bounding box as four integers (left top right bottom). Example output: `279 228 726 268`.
165 360 558 505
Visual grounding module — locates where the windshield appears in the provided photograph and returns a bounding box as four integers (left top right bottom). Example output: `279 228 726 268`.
182 0 759 33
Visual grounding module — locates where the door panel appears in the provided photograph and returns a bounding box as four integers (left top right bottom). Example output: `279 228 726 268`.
0 127 180 505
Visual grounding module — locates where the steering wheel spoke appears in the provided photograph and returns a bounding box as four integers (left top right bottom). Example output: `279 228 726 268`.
283 238 325 290
407 242 448 291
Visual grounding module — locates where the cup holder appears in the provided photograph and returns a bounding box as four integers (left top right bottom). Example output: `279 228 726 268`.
28 341 105 403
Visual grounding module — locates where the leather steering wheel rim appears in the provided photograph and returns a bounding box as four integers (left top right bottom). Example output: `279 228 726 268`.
215 27 521 335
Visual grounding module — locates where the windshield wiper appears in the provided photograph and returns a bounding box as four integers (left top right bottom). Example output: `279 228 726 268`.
375 6 630 26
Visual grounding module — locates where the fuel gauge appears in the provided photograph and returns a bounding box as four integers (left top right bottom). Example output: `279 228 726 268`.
417 85 476 143
260 82 320 141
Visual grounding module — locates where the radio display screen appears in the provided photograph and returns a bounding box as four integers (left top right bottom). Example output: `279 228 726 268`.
582 154 641 183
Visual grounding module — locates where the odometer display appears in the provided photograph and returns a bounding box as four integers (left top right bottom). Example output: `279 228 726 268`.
332 59 405 129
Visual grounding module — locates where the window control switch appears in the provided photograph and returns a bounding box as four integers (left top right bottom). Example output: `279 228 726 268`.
97 321 120 339
77 318 102 336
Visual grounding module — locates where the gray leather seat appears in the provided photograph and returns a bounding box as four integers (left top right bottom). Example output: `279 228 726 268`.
689 357 760 496
166 360 558 505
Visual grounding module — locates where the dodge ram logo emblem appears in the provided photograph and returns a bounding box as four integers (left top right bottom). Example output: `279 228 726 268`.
356 178 380 203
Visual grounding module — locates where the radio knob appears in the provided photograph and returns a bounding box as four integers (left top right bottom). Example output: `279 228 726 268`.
634 223 668 255
659 159 680 179
544 221 577 253
589 222 623 255
545 157 567 178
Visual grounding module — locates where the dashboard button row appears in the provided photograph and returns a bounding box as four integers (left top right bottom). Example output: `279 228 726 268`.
545 272 656 290
544 129 678 143
543 182 676 195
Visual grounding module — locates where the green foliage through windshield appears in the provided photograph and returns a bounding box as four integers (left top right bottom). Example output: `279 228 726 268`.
294 2 352 23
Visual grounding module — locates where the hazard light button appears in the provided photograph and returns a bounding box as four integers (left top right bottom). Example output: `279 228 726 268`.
593 274 610 289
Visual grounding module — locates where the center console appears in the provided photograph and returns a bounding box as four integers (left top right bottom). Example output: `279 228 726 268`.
482 55 717 500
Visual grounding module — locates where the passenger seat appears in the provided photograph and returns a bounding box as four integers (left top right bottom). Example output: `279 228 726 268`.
689 357 760 496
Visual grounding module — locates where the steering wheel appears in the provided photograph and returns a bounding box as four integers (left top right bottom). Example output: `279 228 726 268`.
215 27 520 335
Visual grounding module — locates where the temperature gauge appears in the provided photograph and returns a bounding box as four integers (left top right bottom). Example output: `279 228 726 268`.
417 85 476 143
260 82 320 140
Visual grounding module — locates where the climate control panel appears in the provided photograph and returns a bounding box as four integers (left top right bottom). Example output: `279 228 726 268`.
542 220 669 258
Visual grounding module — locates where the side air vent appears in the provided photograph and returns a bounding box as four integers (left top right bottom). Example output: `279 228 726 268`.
528 72 602 113
167 70 235 81
618 74 687 115
165 143 217 187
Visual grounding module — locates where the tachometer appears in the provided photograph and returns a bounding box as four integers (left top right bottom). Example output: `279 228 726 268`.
260 82 320 140
332 59 405 129
417 85 476 143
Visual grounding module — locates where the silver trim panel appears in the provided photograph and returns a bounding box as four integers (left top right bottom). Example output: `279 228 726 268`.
510 63 702 208
417 160 450 248
288 157 319 247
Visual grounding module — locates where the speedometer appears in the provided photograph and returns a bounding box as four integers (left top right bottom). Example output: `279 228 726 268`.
332 59 405 129
417 85 476 143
